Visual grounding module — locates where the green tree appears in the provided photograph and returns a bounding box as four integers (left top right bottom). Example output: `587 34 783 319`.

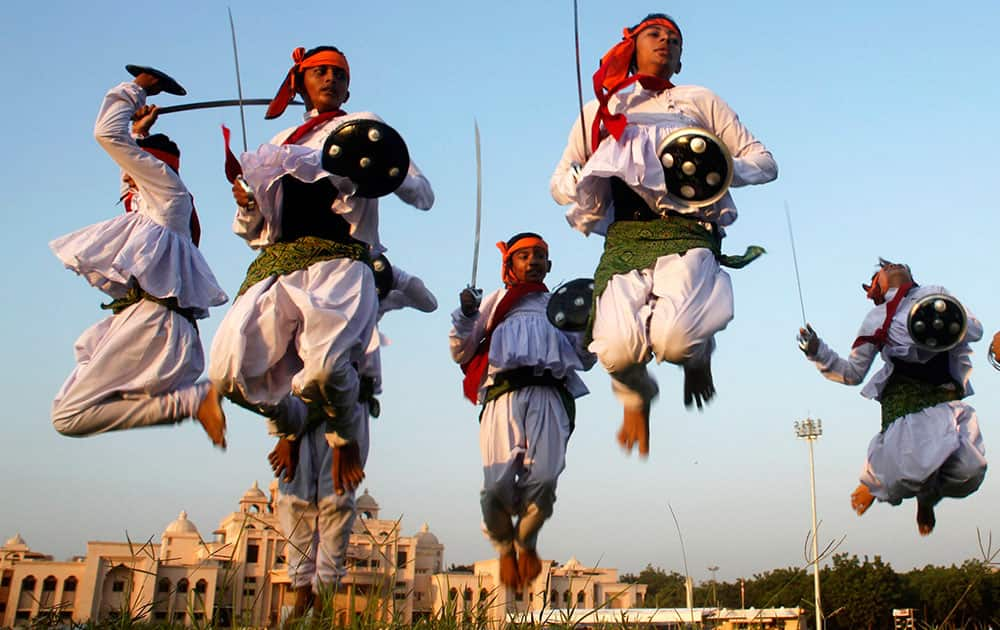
621 565 688 607
822 553 901 630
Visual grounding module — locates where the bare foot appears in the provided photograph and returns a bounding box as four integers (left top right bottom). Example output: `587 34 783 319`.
850 484 875 516
617 403 651 457
683 361 716 410
917 502 936 536
268 437 300 483
331 441 365 496
196 383 226 449
499 550 520 588
518 548 542 586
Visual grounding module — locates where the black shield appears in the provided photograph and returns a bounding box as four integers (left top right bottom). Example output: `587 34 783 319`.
321 119 410 198
656 127 733 207
546 278 594 331
907 293 967 352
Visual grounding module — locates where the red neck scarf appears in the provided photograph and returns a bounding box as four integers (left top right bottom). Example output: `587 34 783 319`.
282 110 346 145
852 283 914 349
461 282 548 403
591 17 679 152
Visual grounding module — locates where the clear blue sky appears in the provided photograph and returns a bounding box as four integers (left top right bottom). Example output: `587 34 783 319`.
1 1 998 587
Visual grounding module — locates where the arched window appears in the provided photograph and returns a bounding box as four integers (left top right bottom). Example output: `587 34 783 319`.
550 589 559 604
463 588 473 601
478 588 489 602
177 578 189 594
576 590 585 604
21 576 36 591
42 576 57 592
63 577 78 593
157 578 171 593
563 589 570 603
195 579 208 594
448 587 458 601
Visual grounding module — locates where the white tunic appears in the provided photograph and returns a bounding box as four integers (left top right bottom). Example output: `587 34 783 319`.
809 285 987 505
49 82 227 435
50 82 227 316
550 84 777 236
210 109 433 441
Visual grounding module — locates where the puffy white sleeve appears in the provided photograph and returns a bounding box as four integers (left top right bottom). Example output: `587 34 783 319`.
394 159 434 210
550 100 600 206
690 87 777 187
449 290 500 364
808 310 884 386
93 82 186 206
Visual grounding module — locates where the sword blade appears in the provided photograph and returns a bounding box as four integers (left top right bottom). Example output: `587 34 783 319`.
785 202 808 326
471 120 483 288
228 7 249 153
573 0 589 159
157 98 303 115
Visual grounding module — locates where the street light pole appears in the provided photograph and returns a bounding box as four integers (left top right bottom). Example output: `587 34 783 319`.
707 565 719 607
795 418 823 630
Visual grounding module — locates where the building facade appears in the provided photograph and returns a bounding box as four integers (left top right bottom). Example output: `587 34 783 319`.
2 485 800 628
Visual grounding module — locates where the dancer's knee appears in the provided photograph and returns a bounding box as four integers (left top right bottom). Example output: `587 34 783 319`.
522 480 558 519
51 409 88 437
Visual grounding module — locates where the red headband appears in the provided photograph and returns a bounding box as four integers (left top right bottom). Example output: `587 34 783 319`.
591 17 680 151
496 236 548 286
266 47 350 120
143 147 179 172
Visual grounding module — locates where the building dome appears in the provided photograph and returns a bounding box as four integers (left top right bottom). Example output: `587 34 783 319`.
242 481 268 503
414 523 439 546
356 489 379 512
4 533 27 548
164 511 199 536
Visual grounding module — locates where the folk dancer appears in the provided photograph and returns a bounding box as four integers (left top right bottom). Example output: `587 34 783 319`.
798 260 987 534
50 68 228 446
209 45 433 595
550 13 777 457
267 262 437 617
451 233 595 587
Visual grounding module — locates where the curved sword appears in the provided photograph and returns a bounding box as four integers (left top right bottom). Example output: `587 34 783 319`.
470 120 483 289
573 0 589 159
228 7 249 153
157 98 303 115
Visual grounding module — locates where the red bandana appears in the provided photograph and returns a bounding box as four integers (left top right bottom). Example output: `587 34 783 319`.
496 235 549 287
266 47 350 120
591 17 680 152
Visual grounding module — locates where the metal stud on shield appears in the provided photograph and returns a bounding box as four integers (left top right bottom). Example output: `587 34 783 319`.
321 119 410 198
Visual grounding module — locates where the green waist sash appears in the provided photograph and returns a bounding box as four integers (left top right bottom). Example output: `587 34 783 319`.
238 236 371 297
101 284 198 327
589 217 765 338
481 367 576 432
879 373 962 431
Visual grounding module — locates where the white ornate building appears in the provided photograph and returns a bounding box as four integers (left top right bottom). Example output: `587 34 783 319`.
2 485 798 628
0 484 641 627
